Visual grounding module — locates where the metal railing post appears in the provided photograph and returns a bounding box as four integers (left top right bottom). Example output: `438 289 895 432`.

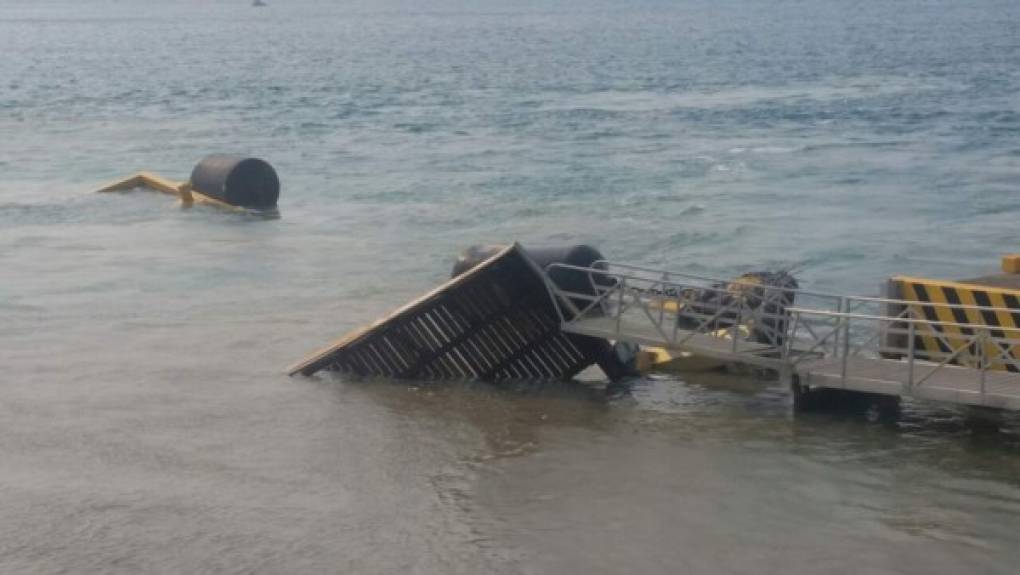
907 320 915 388
615 277 626 336
672 293 681 346
834 297 845 356
658 272 667 326
783 311 799 362
840 314 851 384
732 303 741 353
978 331 986 397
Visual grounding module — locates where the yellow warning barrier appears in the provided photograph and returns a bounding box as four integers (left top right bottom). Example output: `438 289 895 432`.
891 275 1020 372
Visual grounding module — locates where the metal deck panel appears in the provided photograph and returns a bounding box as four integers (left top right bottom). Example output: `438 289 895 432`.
797 357 1020 410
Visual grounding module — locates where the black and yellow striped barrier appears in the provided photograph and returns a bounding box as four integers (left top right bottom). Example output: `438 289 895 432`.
890 276 1020 371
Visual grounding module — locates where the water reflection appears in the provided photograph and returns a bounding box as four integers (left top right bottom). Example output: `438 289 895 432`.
320 373 617 462
325 368 1020 461
306 367 1020 572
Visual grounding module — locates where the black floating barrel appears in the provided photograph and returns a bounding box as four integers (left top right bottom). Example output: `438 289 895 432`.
451 244 507 278
190 155 280 209
452 243 610 299
526 244 611 300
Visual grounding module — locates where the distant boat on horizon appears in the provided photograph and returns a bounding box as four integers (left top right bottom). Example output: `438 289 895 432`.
252 0 267 7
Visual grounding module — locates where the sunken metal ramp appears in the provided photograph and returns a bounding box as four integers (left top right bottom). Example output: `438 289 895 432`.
287 243 625 380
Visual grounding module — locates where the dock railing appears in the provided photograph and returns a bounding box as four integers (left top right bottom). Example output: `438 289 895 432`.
787 297 1020 394
541 260 844 367
541 261 1020 400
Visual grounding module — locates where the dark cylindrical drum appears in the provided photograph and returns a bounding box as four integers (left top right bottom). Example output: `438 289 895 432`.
525 244 610 298
451 244 507 278
451 243 609 298
190 155 280 209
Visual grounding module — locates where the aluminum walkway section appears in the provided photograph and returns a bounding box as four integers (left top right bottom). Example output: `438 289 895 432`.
288 244 620 380
796 357 1020 410
544 261 1020 411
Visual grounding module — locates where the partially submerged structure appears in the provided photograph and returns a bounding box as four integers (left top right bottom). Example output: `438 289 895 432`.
291 245 1020 417
287 244 631 381
96 154 280 212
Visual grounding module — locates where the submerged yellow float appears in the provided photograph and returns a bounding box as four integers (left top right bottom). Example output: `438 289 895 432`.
96 154 280 212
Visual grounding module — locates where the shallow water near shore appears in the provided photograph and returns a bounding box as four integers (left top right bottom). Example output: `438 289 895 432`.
3 0 1020 572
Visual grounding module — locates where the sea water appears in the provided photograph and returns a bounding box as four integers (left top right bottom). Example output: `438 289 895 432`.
2 1 1020 572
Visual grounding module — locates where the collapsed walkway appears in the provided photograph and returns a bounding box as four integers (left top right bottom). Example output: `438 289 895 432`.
287 244 629 380
290 245 1020 412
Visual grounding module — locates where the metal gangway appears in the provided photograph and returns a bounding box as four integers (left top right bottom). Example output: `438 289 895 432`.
542 261 1020 411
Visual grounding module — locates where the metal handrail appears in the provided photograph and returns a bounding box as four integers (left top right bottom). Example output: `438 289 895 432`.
546 267 799 305
546 263 811 303
540 261 1020 401
842 293 1020 313
786 305 1020 391
544 266 796 357
546 266 1020 343
589 260 845 301
548 284 798 329
787 307 1020 332
588 260 1020 317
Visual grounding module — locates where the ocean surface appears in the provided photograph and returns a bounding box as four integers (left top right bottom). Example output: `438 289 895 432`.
3 0 1020 572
